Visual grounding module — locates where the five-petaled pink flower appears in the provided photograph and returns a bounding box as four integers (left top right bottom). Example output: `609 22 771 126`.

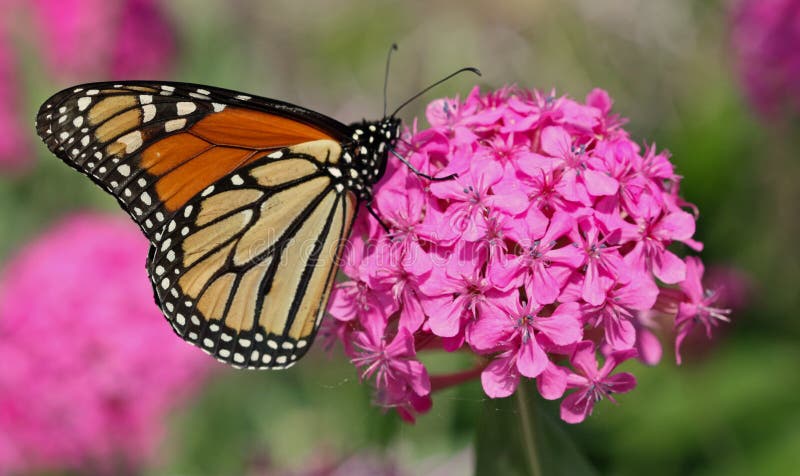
473 298 583 397
560 341 637 424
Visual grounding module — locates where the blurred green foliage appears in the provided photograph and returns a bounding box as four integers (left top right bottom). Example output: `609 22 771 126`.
2 1 798 474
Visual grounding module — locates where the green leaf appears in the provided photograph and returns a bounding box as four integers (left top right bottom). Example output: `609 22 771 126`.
475 381 598 476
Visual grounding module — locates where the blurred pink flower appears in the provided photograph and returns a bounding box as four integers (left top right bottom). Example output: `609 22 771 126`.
0 213 213 475
111 0 177 79
0 34 32 172
32 0 175 79
731 0 800 117
326 86 727 424
672 257 732 364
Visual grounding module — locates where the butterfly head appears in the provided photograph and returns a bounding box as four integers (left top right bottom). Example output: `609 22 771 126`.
346 116 401 195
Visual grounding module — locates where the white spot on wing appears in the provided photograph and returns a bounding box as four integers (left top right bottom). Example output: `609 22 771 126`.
176 102 196 115
118 131 143 153
165 118 186 132
77 97 92 111
117 164 131 176
142 104 156 122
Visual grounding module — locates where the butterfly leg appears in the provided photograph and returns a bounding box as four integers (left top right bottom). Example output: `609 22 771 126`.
390 149 457 181
365 201 391 233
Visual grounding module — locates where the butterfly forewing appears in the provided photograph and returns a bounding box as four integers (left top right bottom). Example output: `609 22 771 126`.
147 143 357 368
35 82 348 239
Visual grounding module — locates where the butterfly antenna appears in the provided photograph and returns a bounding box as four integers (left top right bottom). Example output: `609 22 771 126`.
390 66 481 117
383 43 398 117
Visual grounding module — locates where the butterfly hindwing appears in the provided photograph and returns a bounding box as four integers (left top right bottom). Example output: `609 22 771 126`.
147 142 357 368
35 82 350 239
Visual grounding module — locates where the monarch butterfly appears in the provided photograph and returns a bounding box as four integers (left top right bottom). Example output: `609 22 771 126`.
35 50 478 370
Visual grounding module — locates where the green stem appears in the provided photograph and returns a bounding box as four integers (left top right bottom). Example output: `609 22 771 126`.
516 383 542 476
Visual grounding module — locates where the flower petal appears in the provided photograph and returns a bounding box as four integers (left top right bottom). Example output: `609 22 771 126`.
537 362 568 400
481 354 520 398
516 337 548 378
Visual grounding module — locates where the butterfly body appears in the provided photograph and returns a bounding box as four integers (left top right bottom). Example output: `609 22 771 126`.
36 81 400 369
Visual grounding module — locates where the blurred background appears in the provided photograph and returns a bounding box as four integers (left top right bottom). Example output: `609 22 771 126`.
0 0 798 475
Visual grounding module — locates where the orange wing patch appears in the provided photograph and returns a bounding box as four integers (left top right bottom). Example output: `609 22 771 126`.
140 107 334 212
191 108 335 148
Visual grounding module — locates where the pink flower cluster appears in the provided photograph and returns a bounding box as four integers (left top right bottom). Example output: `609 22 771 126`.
327 86 729 424
730 0 800 117
0 214 213 474
32 0 176 80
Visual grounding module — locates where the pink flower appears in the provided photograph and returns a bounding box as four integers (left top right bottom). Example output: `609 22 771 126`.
0 213 213 475
560 341 637 424
430 157 527 240
419 242 510 346
622 210 699 284
731 0 800 117
328 86 724 424
571 217 628 305
365 241 432 332
562 274 659 351
673 257 732 364
328 236 397 324
111 0 176 79
473 298 583 397
32 0 175 79
351 323 430 397
538 125 618 204
492 212 582 305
